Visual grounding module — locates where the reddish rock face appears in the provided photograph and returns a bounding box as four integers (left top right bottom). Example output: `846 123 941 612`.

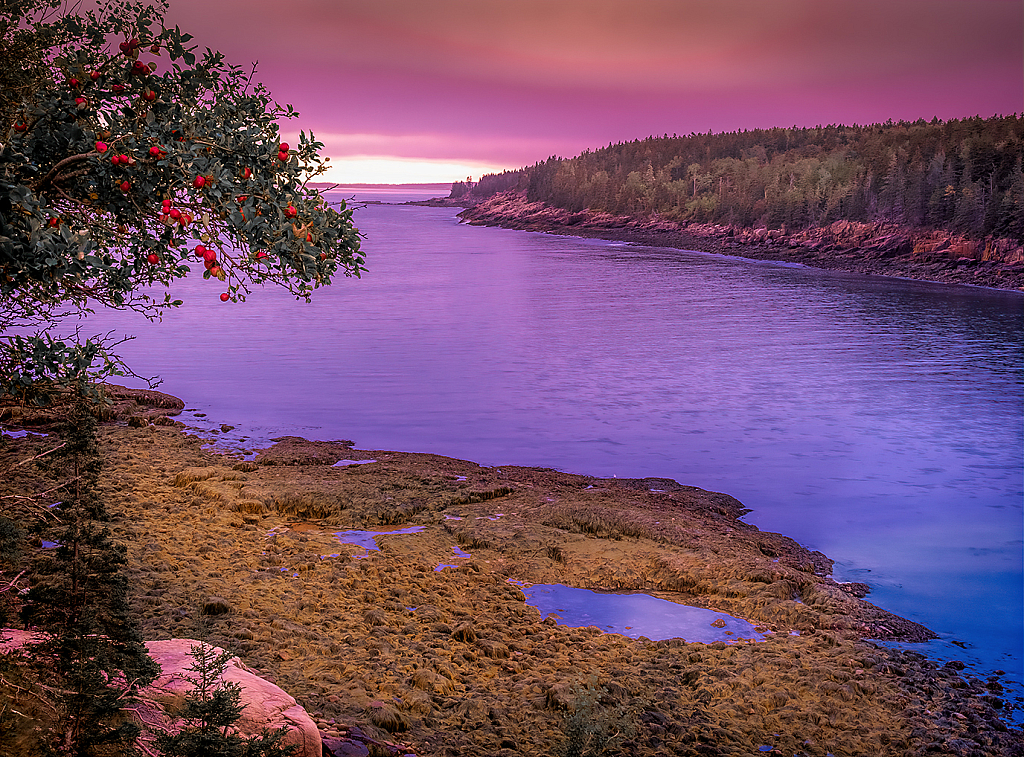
136 639 323 757
0 632 320 756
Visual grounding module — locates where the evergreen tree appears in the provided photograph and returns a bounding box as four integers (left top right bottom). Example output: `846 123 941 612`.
464 115 1024 240
155 642 296 757
20 396 159 756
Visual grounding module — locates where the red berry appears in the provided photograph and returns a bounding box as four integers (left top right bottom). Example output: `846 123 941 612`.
211 265 223 277
150 42 160 53
120 180 131 193
14 122 27 132
284 205 297 218
202 248 217 263
243 167 252 179
278 151 288 162
69 77 80 88
220 292 230 302
255 251 267 260
169 208 181 219
75 97 87 106
278 142 289 152
149 146 161 159
143 89 156 101
193 175 205 188
147 253 159 264
112 84 126 93
95 141 108 152
48 218 59 227
161 198 172 209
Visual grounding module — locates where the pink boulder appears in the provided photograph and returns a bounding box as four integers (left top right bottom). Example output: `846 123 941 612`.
135 639 322 757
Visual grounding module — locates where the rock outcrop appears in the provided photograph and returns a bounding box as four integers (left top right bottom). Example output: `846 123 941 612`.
0 632 323 757
4 422 1020 756
134 639 323 757
458 191 1024 291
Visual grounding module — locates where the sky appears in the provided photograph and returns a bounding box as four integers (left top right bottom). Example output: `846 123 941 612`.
165 0 1022 185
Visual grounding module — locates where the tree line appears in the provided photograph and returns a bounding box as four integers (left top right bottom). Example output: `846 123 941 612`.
453 115 1024 241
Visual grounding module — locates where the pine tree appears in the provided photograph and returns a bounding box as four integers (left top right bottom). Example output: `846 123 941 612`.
155 642 296 757
20 396 159 756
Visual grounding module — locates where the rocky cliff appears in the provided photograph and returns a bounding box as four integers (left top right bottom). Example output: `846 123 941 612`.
459 191 1024 291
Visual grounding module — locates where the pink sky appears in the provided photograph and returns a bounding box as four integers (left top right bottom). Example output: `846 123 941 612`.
167 0 1022 184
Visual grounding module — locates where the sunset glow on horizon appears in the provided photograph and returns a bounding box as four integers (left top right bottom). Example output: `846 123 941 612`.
313 156 510 185
168 0 1022 185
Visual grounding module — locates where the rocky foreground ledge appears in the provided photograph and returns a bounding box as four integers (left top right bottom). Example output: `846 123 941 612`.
2 399 1021 756
457 191 1024 292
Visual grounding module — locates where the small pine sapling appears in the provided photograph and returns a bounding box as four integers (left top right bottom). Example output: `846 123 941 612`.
155 641 296 757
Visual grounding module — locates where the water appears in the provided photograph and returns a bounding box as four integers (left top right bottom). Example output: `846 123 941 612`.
54 187 1023 708
519 583 768 644
332 526 426 557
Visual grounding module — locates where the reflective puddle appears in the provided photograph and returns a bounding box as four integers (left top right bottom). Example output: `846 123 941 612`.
435 545 472 572
332 526 426 557
518 583 767 644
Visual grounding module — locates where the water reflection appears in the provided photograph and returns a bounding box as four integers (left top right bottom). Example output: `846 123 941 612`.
332 526 425 557
435 545 472 572
519 583 768 644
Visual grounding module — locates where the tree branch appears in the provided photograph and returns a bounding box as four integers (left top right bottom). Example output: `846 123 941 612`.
8 442 67 468
33 152 98 193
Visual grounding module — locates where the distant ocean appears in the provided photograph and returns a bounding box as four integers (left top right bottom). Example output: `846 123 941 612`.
312 183 451 204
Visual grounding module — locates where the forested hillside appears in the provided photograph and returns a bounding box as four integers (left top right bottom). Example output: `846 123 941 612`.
453 115 1024 242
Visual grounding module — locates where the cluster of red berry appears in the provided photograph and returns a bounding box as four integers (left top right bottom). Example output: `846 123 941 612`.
157 198 193 229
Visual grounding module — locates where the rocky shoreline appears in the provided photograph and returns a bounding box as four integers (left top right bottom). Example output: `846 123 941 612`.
2 391 1022 756
452 192 1024 292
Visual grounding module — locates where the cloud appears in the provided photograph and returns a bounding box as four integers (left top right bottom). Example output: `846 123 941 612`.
170 0 1021 92
165 0 1022 181
279 130 580 166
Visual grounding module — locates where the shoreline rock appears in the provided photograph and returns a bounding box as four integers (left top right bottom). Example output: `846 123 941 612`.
2 401 1021 756
457 191 1024 292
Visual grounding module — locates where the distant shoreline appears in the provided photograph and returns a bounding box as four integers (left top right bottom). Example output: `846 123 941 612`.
451 192 1024 292
310 182 453 190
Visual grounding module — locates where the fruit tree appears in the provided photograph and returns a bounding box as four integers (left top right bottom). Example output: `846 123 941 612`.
0 0 364 404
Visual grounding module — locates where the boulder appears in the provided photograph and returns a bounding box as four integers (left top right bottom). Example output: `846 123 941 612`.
0 633 323 756
0 629 44 654
134 639 322 757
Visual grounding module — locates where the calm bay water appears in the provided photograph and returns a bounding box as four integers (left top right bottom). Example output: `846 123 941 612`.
64 188 1023 704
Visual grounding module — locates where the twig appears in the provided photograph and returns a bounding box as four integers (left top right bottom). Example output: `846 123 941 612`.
0 476 79 502
33 152 98 193
1 570 27 593
53 183 93 207
8 442 67 468
53 166 92 186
